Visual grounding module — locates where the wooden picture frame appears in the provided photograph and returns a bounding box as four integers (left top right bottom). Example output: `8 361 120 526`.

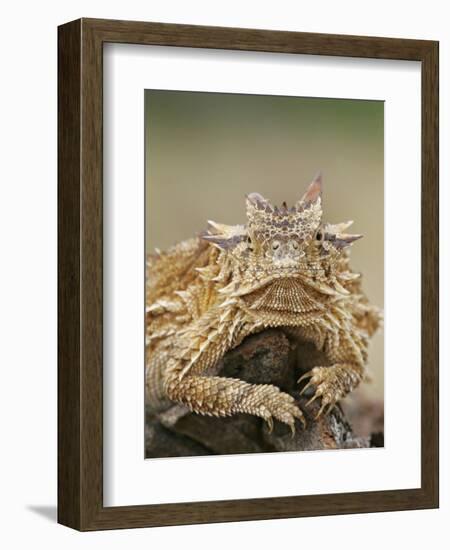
58 18 439 531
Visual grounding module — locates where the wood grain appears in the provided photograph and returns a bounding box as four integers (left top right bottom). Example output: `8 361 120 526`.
58 18 439 531
57 19 81 528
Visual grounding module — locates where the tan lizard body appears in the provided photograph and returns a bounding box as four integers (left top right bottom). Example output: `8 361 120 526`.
145 175 382 432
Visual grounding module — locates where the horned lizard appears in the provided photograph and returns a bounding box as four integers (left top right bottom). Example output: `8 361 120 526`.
145 175 382 433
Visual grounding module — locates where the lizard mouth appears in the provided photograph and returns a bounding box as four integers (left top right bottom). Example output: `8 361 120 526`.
244 277 326 313
224 265 323 293
221 267 348 301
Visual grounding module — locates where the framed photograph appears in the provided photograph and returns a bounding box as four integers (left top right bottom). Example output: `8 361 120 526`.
58 18 439 530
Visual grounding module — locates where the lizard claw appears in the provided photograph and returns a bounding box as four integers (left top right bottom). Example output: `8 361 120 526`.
298 367 322 396
314 400 329 419
290 423 296 438
314 399 338 419
299 379 314 396
265 416 274 433
257 388 306 434
305 390 321 407
298 370 314 384
293 406 307 431
298 365 353 419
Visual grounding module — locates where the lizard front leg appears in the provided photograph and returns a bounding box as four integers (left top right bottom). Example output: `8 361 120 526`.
164 370 305 433
159 304 305 432
298 363 364 418
297 324 369 418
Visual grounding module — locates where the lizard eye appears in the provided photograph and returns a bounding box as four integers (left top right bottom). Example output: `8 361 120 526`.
247 235 254 251
272 240 280 251
291 240 299 250
315 230 323 241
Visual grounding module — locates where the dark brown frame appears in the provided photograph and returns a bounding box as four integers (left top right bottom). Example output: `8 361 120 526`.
58 18 439 531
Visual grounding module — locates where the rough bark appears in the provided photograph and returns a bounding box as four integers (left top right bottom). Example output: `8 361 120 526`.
146 329 383 458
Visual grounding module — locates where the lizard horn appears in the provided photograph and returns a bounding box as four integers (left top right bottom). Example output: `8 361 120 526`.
296 172 322 210
201 221 247 250
246 192 274 213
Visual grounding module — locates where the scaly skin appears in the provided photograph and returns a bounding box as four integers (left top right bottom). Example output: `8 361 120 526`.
145 175 382 433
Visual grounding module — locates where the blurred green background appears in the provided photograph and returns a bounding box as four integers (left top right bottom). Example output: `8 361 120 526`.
145 90 384 399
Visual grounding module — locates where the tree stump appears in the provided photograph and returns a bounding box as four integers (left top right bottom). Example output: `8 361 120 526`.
146 329 382 458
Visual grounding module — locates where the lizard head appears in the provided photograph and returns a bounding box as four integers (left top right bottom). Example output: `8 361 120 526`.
201 174 362 305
